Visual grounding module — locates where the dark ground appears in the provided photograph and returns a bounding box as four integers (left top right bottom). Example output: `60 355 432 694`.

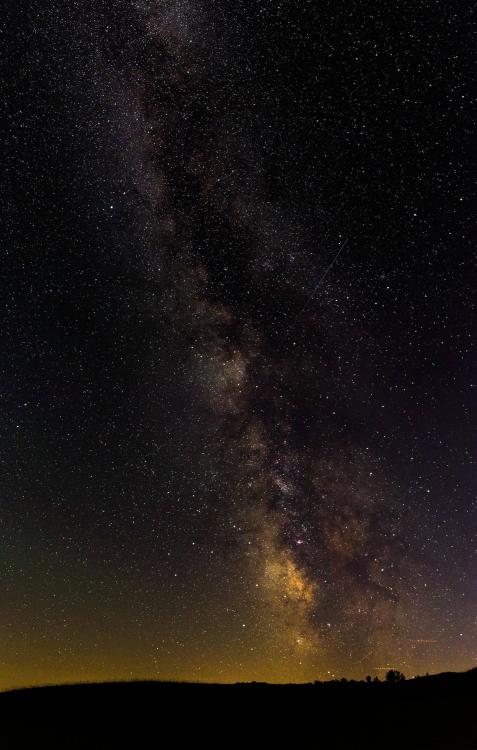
2 669 477 748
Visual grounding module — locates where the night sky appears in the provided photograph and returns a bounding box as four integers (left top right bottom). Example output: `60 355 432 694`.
2 1 475 689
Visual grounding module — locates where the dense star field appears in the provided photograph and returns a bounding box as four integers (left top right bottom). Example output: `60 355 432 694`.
2 1 475 689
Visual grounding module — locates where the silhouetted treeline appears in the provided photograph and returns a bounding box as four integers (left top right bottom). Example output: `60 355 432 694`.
1 668 476 749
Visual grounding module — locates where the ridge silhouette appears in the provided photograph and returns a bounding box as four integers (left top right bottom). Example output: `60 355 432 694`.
2 667 476 748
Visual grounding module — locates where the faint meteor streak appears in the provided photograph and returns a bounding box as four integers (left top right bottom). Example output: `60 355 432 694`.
301 237 349 314
286 237 349 334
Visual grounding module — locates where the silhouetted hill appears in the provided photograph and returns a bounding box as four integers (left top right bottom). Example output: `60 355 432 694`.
1 669 476 748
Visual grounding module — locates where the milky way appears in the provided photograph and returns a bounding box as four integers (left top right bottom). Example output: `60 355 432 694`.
2 1 474 687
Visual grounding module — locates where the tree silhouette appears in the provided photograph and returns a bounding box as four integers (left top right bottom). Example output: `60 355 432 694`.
385 670 406 684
